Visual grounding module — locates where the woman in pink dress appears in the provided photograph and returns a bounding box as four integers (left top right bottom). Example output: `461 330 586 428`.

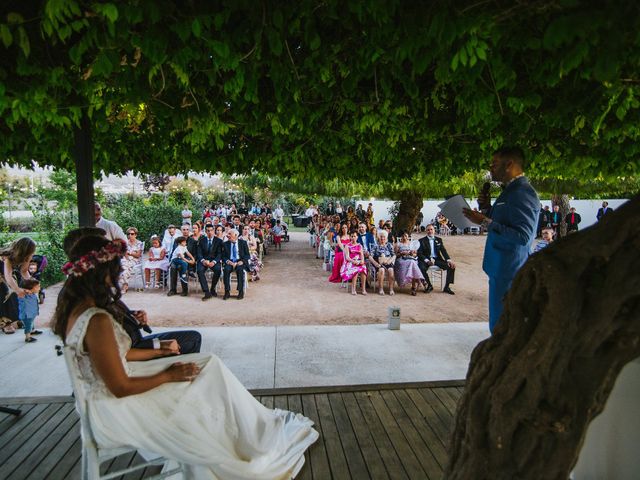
340 232 368 295
328 223 350 283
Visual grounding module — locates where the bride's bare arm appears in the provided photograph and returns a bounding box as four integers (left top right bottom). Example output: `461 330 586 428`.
84 313 200 398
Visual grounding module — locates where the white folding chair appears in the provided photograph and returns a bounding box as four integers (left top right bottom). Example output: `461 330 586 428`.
427 265 444 290
63 347 183 480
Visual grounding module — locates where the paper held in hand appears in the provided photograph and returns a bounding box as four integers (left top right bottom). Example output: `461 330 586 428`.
437 195 476 229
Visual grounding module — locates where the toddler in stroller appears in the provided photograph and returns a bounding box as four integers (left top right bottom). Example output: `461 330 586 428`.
29 255 47 304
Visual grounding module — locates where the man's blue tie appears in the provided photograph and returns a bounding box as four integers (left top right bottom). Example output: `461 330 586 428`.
232 242 237 262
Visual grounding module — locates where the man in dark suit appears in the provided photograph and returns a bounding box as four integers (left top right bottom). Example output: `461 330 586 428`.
417 224 456 294
596 201 612 221
550 205 562 237
463 146 539 333
325 202 336 216
565 207 581 233
356 222 376 254
197 224 223 301
167 224 198 297
222 229 250 300
63 227 202 357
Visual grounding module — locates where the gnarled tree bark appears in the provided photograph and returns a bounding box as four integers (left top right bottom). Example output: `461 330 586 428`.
445 195 640 480
393 189 423 236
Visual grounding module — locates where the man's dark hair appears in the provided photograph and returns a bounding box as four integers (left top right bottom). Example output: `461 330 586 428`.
493 146 526 168
205 224 214 230
63 227 107 255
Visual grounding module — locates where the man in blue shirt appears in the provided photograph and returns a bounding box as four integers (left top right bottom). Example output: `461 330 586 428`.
464 146 539 333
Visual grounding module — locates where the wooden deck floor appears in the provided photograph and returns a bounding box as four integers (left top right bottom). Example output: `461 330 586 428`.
0 381 463 479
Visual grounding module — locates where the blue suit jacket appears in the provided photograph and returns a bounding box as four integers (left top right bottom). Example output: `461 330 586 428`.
356 232 376 251
482 176 539 280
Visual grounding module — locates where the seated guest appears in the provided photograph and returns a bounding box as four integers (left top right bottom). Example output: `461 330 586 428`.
54 235 317 476
143 235 169 288
370 230 396 295
356 222 376 255
169 236 195 296
166 226 198 297
533 226 555 252
121 227 144 293
240 225 262 281
417 223 456 295
222 229 250 300
215 224 226 242
328 223 350 283
341 232 368 295
62 227 201 356
394 231 425 296
197 224 224 301
231 214 243 231
255 219 267 256
565 207 581 233
161 224 179 254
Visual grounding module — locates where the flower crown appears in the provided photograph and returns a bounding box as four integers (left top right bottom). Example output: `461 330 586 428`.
62 239 127 277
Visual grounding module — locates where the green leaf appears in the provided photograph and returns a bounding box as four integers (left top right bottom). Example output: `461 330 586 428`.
92 51 114 77
451 52 459 71
192 18 201 38
273 10 283 29
99 3 119 22
310 35 321 51
0 24 12 47
459 48 467 66
469 55 477 67
17 26 29 57
6 12 24 24
476 47 487 61
615 106 626 121
267 30 282 56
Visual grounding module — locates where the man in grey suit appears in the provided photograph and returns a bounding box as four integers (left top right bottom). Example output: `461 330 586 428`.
464 146 539 334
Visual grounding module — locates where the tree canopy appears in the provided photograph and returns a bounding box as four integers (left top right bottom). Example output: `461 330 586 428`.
1 0 639 186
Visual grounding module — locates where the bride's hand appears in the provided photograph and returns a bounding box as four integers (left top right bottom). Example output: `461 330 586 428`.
165 362 201 382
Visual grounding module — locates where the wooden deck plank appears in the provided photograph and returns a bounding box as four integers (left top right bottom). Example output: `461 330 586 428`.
27 417 80 479
327 392 370 479
341 392 393 480
260 396 274 409
353 391 410 480
2 383 465 480
286 394 312 480
366 390 426 480
0 403 49 447
380 390 442 479
0 403 65 463
300 394 331 480
432 388 459 417
9 404 77 480
394 389 449 469
314 393 351 479
405 389 450 447
418 387 454 433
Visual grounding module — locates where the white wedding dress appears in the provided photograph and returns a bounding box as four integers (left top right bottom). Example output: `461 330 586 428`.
65 307 318 479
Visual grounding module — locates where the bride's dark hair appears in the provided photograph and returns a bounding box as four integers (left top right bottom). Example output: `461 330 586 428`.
52 234 125 341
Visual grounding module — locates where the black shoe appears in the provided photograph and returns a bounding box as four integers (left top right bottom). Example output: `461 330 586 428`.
202 293 212 301
237 292 244 300
188 271 196 278
210 290 218 297
424 284 434 293
223 292 230 300
180 290 188 297
443 286 455 295
167 290 177 297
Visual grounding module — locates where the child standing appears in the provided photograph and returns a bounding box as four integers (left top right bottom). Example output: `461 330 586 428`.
144 235 170 288
18 278 41 343
272 220 284 251
169 236 195 288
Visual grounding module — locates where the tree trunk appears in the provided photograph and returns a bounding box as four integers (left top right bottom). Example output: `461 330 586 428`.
73 110 95 227
393 189 423 237
445 195 640 480
552 193 570 237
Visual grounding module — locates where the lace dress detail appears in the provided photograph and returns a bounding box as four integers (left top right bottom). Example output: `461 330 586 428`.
64 307 318 479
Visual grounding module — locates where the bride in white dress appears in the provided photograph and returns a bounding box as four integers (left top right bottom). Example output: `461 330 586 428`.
54 235 318 479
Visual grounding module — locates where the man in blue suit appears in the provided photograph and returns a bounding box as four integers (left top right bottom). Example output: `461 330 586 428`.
464 146 539 333
356 222 376 254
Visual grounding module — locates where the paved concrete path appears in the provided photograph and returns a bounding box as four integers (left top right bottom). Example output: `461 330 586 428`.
0 322 488 397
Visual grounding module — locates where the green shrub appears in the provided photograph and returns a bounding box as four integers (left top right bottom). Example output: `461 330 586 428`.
106 196 183 244
32 208 77 287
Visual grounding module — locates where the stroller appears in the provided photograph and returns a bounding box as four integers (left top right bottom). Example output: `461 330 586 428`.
29 254 48 304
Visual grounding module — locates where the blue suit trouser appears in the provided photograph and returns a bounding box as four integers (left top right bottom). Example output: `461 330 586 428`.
488 276 514 334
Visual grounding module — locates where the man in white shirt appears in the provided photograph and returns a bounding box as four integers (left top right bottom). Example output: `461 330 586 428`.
181 205 193 225
94 203 126 241
304 205 315 217
273 205 284 222
162 225 180 254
